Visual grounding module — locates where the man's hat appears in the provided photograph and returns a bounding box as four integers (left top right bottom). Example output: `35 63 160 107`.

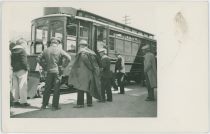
16 38 27 46
50 37 61 43
115 51 120 55
56 37 62 43
9 41 16 50
79 40 88 46
141 44 150 50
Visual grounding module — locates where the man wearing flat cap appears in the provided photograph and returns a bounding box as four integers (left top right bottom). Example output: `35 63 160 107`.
68 40 101 108
142 44 157 101
56 37 63 50
98 48 113 102
37 37 71 110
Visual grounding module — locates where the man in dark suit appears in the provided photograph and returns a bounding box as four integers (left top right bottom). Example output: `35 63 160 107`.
98 48 112 102
37 37 71 110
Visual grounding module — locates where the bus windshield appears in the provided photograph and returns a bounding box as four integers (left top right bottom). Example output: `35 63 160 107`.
50 20 64 46
32 18 64 54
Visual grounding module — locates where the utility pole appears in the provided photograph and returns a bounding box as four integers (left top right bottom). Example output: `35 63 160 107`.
122 15 131 25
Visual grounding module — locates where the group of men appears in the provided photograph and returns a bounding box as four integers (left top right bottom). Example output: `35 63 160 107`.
10 36 156 111
66 39 126 108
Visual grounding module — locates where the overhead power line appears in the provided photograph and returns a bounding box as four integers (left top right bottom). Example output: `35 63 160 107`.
122 15 131 25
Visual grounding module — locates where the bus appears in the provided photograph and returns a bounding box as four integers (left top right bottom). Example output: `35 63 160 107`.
29 7 157 85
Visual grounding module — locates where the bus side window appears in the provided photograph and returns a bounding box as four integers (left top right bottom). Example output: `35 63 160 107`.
97 27 107 52
67 24 77 53
109 37 115 50
116 38 124 54
79 21 89 44
108 30 115 51
132 42 139 56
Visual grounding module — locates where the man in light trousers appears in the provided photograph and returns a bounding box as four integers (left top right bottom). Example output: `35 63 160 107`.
11 38 30 107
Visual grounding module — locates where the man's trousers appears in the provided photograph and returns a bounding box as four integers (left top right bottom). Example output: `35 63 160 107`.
42 73 60 108
101 77 112 101
77 90 92 105
116 72 125 94
145 73 155 100
12 70 28 104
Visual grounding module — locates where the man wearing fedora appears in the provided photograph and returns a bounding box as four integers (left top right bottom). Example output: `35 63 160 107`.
68 40 101 108
37 37 71 110
114 51 125 94
98 48 113 102
142 44 157 101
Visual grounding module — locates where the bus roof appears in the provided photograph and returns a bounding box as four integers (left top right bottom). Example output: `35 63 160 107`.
78 9 154 36
43 7 155 37
32 13 156 41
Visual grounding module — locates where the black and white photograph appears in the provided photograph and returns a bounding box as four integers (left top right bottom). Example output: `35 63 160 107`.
1 1 208 133
8 5 157 118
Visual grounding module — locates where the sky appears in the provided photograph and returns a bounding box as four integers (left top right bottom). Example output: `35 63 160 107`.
6 2 157 41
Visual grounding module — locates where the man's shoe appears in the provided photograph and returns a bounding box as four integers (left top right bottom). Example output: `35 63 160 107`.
40 105 47 110
20 103 30 107
118 92 124 94
73 105 84 108
107 100 112 102
87 104 93 107
13 102 21 107
145 98 155 101
40 105 51 110
97 100 105 103
52 106 61 111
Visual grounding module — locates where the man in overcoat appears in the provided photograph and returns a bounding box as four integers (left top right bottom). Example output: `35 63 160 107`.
98 48 112 102
37 37 71 110
142 44 157 101
68 40 101 108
